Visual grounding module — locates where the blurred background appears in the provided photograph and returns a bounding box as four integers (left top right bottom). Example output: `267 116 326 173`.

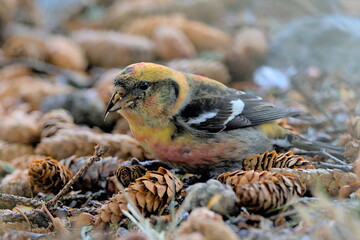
0 0 359 140
1 2 360 238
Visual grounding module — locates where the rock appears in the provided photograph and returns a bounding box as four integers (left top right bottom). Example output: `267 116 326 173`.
182 179 239 216
253 66 290 91
267 16 360 83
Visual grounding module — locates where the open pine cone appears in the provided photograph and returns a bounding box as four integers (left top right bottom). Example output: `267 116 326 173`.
114 165 147 187
272 168 358 196
96 167 183 225
39 109 75 138
0 140 34 162
28 157 72 194
218 170 305 212
242 150 314 171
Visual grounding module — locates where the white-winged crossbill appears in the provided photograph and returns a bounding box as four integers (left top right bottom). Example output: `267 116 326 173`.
105 62 342 176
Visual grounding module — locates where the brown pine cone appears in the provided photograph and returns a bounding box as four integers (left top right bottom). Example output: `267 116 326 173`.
344 140 360 162
46 35 87 71
106 0 224 30
218 170 305 212
153 25 196 60
347 116 360 139
72 30 155 68
96 192 128 225
0 76 73 110
96 167 183 225
28 157 72 194
225 27 267 82
0 110 41 144
0 180 33 198
0 229 31 240
123 14 231 53
271 168 358 197
166 59 231 84
0 64 31 81
3 34 48 60
114 165 147 187
242 150 314 171
1 169 33 198
36 128 147 160
180 21 231 52
0 140 34 162
39 109 75 138
94 68 122 105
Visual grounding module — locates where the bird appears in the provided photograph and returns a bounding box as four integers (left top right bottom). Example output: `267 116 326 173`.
105 62 343 176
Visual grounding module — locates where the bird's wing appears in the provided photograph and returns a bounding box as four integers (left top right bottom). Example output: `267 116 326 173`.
175 85 299 133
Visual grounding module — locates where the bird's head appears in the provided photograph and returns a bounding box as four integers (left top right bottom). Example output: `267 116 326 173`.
105 62 189 121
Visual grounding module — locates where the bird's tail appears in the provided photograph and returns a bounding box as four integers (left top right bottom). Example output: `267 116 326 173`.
284 134 345 155
261 122 345 156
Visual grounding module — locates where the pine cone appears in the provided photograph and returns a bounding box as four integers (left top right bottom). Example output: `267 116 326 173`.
344 140 360 162
39 109 75 138
28 157 72 194
0 229 31 240
242 150 314 171
105 0 173 30
225 27 267 82
96 192 128 225
72 30 155 68
0 76 73 110
347 116 360 139
123 14 231 53
114 165 147 187
271 168 358 196
3 34 48 60
1 169 33 198
0 63 30 81
218 170 305 212
36 129 147 160
94 69 122 105
46 35 87 71
123 15 186 38
180 21 231 52
106 0 225 30
166 59 231 84
60 156 124 191
0 110 41 144
0 140 34 162
0 180 33 198
154 25 196 60
96 167 183 225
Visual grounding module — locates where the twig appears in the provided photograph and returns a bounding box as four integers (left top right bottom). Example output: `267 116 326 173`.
292 149 352 171
14 207 32 230
0 193 42 208
320 149 349 166
318 162 353 172
60 190 106 201
0 210 51 228
47 145 109 207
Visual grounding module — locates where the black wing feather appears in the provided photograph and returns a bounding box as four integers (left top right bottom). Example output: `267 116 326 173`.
175 84 299 133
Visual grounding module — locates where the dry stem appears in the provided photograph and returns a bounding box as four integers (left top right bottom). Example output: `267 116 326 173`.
46 145 109 207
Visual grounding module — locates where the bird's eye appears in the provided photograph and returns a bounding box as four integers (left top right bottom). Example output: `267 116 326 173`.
139 81 149 90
